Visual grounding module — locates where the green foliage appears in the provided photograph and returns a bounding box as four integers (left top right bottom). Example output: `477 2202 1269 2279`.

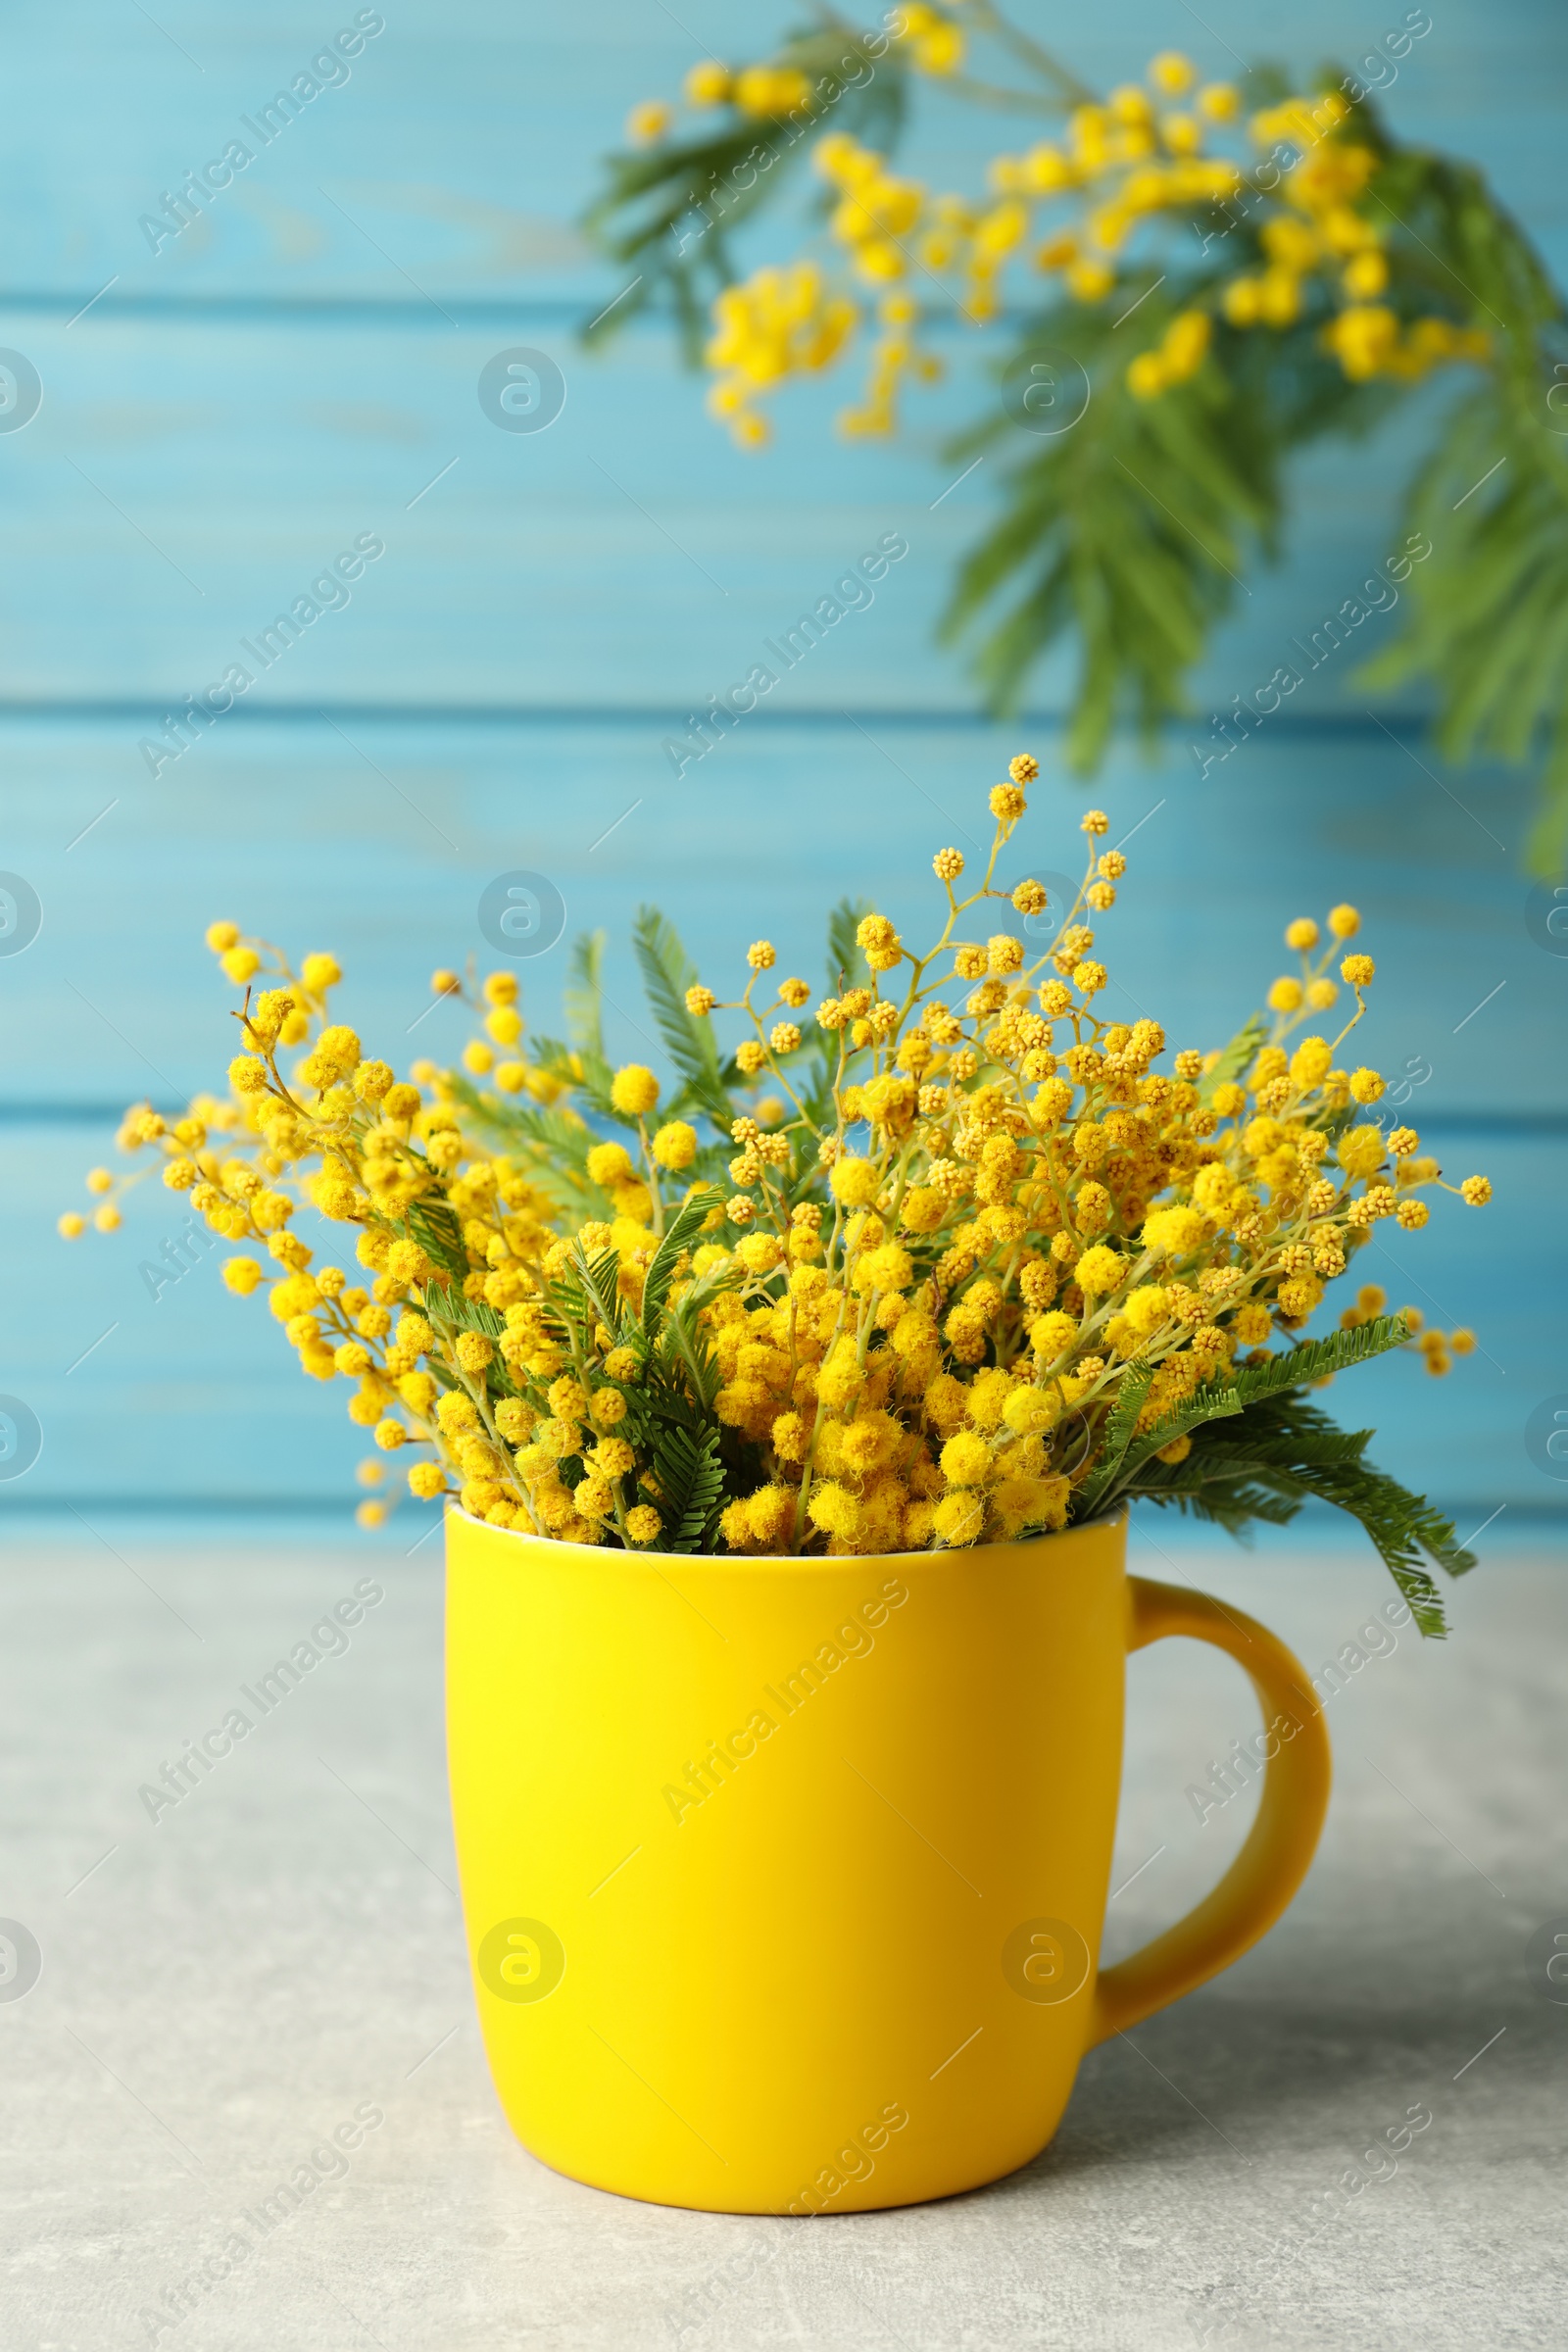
1089 1314 1411 1505
1122 1386 1474 1635
940 284 1374 764
564 929 607 1060
1199 1013 1268 1104
1075 1364 1152 1514
826 895 873 995
1363 387 1568 868
582 40 1568 854
941 127 1568 849
641 1196 714 1336
407 1197 467 1284
632 905 735 1125
1074 1314 1473 1632
1228 1312 1412 1401
647 1423 727 1553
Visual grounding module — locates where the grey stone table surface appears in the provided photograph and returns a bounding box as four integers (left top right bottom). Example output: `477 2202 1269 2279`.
2 1511 1564 2352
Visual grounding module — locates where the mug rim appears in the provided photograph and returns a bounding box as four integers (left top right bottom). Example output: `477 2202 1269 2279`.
443 1500 1128 1574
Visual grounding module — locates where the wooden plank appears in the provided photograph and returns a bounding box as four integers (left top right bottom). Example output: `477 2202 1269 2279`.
1 3 1562 303
0 305 1511 711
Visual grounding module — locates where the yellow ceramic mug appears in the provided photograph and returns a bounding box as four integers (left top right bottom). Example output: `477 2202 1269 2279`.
446 1506 1330 2214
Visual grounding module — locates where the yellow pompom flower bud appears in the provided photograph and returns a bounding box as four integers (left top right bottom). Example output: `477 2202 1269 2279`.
685 60 731 106
58 1210 87 1239
1141 1205 1205 1257
220 946 261 985
939 1431 992 1487
206 920 240 953
1122 1284 1170 1336
649 1121 697 1170
610 1064 661 1115
1460 1175 1492 1206
1074 1244 1125 1295
586 1141 635 1188
300 952 342 992
625 99 672 145
624 1503 662 1544
228 1054 269 1095
316 1024 361 1070
408 1460 446 1499
1149 49 1196 94
829 1155 882 1207
1289 1037 1333 1089
1002 1387 1058 1437
386 1238 432 1286
932 1491 984 1547
855 1242 913 1295
806 1480 862 1541
1349 1068 1385 1104
1340 954 1375 987
373 1418 406 1450
222 1256 264 1296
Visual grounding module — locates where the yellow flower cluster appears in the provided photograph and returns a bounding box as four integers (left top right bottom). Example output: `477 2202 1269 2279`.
892 5 964 78
705 263 859 448
626 4 963 148
1215 95 1490 384
670 39 1491 440
64 758 1491 1555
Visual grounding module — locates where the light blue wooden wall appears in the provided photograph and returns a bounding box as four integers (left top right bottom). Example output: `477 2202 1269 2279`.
0 1 1563 1529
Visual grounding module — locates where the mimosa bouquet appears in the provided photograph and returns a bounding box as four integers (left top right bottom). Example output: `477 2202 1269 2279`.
63 756 1491 1632
586 10 1568 860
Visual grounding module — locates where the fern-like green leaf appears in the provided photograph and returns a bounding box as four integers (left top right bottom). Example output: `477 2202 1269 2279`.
407 1198 467 1285
633 906 732 1125
566 1243 628 1346
1228 1315 1411 1403
826 896 873 996
1076 1364 1152 1513
564 929 607 1059
654 1425 726 1554
641 1196 712 1338
1106 1381 1243 1496
1200 1014 1267 1103
1122 1388 1477 1633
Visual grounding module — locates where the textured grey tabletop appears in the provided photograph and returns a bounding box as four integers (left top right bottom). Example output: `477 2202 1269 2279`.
3 1518 1563 2352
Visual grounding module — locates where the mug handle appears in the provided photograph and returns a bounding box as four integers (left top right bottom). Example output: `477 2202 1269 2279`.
1089 1574 1332 2047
